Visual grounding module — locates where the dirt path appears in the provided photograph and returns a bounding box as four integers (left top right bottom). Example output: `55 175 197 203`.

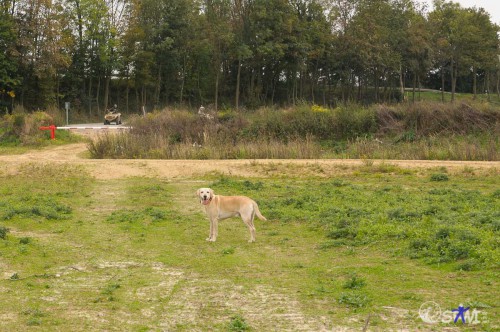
0 142 498 179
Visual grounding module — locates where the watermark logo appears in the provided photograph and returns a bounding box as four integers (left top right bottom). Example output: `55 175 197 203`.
419 301 441 324
419 301 487 325
452 304 469 323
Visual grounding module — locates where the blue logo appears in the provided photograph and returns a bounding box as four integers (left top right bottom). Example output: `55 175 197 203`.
452 304 470 324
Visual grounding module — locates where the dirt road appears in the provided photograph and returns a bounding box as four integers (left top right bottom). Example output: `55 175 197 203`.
0 142 498 179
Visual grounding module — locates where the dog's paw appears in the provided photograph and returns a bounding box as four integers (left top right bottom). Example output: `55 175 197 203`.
206 237 216 242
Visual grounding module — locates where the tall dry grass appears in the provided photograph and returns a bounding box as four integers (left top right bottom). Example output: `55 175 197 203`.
87 131 321 159
87 102 499 160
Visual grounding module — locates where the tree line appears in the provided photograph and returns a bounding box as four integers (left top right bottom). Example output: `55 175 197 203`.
0 0 499 115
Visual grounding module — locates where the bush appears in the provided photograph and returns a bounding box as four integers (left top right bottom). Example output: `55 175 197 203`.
0 226 9 239
343 273 366 290
228 315 250 331
0 111 54 146
430 173 449 182
338 291 370 308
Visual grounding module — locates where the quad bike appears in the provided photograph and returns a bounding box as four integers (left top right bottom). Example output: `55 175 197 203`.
104 105 122 125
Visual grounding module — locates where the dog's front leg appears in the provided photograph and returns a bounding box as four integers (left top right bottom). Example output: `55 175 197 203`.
207 218 218 242
213 218 218 241
206 218 214 241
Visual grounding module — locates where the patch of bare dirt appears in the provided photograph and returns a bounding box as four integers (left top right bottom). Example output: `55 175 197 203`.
0 143 497 180
37 261 335 330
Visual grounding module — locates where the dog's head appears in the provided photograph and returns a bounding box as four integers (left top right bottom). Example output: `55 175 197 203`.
196 188 214 205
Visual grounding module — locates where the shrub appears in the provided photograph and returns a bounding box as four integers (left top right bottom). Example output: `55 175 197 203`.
0 226 9 239
228 314 250 331
343 273 366 290
430 173 449 182
0 111 54 146
338 291 370 308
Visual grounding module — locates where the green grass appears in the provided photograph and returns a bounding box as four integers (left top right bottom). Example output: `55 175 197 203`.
0 164 498 330
405 90 500 105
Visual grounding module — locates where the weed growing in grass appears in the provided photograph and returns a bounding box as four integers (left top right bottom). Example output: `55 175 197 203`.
228 314 250 331
221 247 236 255
95 283 121 303
22 308 46 326
343 273 366 290
430 173 449 182
19 237 31 244
0 225 9 239
338 291 370 309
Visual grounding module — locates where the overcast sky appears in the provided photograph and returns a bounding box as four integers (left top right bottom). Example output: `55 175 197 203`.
418 0 500 24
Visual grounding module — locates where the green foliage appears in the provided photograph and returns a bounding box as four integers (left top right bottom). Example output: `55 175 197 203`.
0 164 91 227
2 0 499 112
0 112 72 146
228 314 250 332
22 308 46 327
343 273 366 290
19 237 31 245
338 292 370 309
0 225 9 239
430 173 449 182
221 247 235 255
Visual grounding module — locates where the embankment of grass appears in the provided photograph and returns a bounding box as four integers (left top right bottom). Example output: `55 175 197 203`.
87 101 499 160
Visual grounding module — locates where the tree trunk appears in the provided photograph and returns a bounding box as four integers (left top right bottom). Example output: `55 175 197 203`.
496 69 500 97
399 65 405 102
412 72 416 103
180 55 186 105
96 76 101 115
450 60 457 102
486 71 490 102
75 0 85 100
472 66 477 100
235 58 241 110
125 71 130 113
214 64 219 112
417 75 421 101
154 66 161 108
88 77 92 116
357 77 362 101
104 74 110 111
441 66 445 102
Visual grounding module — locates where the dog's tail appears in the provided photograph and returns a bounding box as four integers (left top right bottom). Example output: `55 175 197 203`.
253 201 267 221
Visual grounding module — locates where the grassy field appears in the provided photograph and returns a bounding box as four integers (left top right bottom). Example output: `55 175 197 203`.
404 90 500 106
0 161 498 331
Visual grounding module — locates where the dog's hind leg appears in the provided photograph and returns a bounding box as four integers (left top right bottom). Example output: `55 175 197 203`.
242 213 256 243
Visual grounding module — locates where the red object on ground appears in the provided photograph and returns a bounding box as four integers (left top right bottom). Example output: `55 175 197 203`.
39 125 56 140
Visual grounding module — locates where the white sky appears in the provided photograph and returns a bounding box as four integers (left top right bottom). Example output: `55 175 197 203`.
419 0 500 25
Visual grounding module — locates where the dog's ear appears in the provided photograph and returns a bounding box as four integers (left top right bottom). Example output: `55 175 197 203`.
209 188 214 198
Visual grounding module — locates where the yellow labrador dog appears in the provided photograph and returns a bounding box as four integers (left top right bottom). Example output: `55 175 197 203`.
196 188 267 242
